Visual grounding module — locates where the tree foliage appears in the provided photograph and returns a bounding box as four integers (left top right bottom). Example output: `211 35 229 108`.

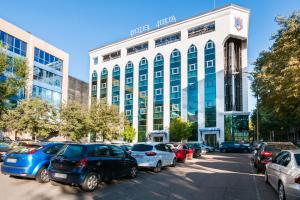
1 98 57 141
251 12 300 141
169 117 192 142
122 125 136 143
89 102 125 141
59 101 89 141
0 44 28 117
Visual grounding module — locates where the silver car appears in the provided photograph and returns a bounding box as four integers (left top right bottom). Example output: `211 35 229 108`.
265 149 300 200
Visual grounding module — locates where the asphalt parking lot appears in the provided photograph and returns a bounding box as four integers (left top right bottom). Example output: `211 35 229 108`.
0 153 277 200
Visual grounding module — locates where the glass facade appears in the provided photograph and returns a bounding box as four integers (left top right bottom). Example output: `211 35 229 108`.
187 45 198 122
170 49 181 119
153 54 164 130
125 61 134 124
0 30 27 56
224 114 249 142
91 70 97 98
32 48 63 107
100 68 108 102
138 58 148 142
204 40 216 127
112 65 120 109
224 38 243 111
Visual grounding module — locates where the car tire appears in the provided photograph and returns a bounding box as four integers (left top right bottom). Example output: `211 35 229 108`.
81 173 99 192
171 158 176 167
129 165 138 179
278 182 286 200
265 171 269 184
36 166 50 183
153 161 162 173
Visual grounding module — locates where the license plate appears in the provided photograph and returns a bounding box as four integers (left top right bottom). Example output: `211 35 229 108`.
7 158 17 163
54 173 67 179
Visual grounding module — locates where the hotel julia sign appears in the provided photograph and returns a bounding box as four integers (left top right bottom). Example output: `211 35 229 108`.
130 15 177 37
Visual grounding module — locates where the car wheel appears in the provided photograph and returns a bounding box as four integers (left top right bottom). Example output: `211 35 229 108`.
278 182 286 200
36 166 50 183
171 158 176 167
153 161 162 173
129 165 138 178
264 171 269 184
81 173 99 192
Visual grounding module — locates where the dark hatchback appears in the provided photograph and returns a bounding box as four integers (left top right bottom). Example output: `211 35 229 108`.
220 142 250 153
48 144 138 192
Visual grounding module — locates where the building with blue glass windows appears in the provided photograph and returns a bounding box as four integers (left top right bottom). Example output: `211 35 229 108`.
89 4 250 146
0 18 69 107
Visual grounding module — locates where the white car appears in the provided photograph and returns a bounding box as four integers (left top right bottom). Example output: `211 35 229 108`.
265 149 300 200
131 143 177 172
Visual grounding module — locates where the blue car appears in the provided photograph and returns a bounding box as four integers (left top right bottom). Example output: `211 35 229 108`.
1 142 64 183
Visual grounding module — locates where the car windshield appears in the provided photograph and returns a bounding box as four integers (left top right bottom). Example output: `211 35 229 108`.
9 145 41 154
57 145 84 158
294 154 300 166
132 144 153 151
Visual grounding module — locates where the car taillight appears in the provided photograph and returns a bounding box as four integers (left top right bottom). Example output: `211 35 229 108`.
145 152 157 156
295 177 300 184
28 146 44 154
75 158 88 168
261 151 272 158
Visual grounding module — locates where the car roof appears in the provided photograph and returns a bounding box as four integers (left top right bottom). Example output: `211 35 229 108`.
282 149 300 154
263 142 295 145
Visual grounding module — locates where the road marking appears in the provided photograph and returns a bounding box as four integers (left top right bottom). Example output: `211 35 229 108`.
249 157 261 200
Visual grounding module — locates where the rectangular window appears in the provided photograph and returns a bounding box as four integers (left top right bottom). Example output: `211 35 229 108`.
189 63 197 71
127 42 148 55
103 50 121 62
155 54 162 62
140 108 146 114
171 67 179 75
155 71 162 78
92 85 97 90
126 93 133 100
93 57 98 65
188 21 215 38
140 74 147 81
113 95 119 102
171 85 179 93
172 104 179 111
125 110 132 116
126 77 133 84
140 91 147 97
101 83 107 89
155 32 181 47
189 46 196 53
113 67 119 72
172 51 179 57
206 60 214 68
206 41 214 49
154 106 162 113
140 58 147 65
155 88 162 95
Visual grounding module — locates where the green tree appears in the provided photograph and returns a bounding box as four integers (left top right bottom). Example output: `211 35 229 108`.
59 101 89 142
89 102 125 141
0 44 28 117
251 11 300 141
122 125 136 143
2 98 57 141
169 117 192 142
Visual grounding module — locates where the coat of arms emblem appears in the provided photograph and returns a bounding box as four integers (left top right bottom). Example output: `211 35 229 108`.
234 17 243 31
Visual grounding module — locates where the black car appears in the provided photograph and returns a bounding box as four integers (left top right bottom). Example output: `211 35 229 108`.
253 142 297 173
48 144 138 192
219 142 250 153
186 143 202 158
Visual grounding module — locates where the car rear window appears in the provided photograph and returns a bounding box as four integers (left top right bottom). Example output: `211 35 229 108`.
132 144 153 151
57 145 84 158
294 154 300 166
10 145 41 154
265 144 297 152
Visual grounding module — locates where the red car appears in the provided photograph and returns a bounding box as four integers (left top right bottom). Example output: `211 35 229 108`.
166 143 189 163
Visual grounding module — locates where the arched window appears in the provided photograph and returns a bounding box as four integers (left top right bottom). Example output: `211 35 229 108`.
153 53 164 130
204 40 216 127
138 57 148 141
170 49 181 119
100 68 108 102
125 61 134 124
91 70 97 98
112 65 120 109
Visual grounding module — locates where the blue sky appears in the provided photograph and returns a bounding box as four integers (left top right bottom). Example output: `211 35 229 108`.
1 0 299 111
